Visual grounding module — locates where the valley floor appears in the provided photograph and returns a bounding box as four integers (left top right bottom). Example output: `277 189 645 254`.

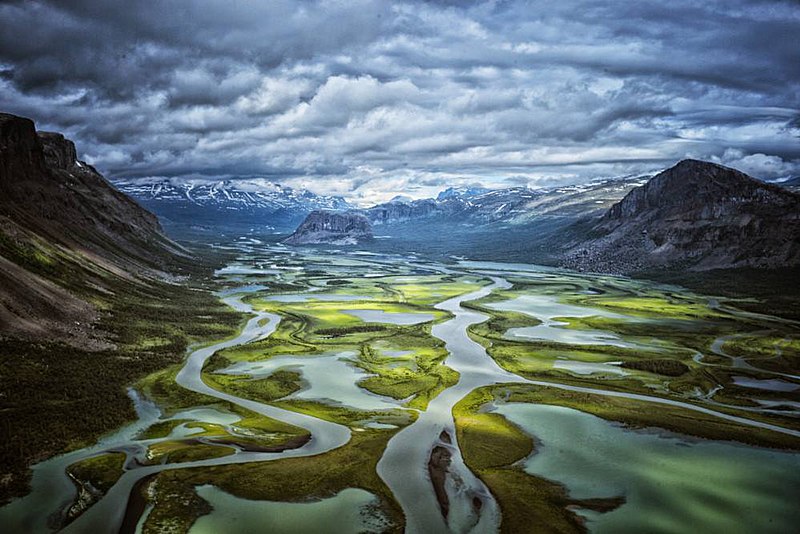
2 242 799 533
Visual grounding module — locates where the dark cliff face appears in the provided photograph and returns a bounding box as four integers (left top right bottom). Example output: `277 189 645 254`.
0 112 191 342
283 210 373 245
38 131 79 171
564 159 800 273
0 114 47 183
0 113 181 272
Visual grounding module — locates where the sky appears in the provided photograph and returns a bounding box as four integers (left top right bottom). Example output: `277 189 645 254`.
1 0 798 205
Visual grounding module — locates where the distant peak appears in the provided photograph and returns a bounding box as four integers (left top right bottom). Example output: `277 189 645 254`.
436 185 490 201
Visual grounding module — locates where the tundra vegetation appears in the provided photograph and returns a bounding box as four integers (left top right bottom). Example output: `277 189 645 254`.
4 248 799 532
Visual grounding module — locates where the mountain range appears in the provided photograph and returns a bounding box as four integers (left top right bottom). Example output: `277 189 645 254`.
115 170 653 238
113 177 352 236
285 160 800 275
4 110 799 294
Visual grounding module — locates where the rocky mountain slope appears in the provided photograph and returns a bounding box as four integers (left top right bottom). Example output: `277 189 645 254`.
562 159 800 274
283 210 373 245
114 177 353 235
0 112 189 344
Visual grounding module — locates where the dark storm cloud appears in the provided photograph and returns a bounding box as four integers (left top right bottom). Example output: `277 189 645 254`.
0 0 798 204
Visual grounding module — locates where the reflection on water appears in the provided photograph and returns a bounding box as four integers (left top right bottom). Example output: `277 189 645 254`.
216 351 401 411
495 403 800 533
190 486 388 534
553 359 629 376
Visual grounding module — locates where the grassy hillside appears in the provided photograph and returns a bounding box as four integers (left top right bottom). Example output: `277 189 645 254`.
0 235 242 504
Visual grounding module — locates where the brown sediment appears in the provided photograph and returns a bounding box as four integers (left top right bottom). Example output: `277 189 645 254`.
439 430 452 444
428 444 453 518
120 473 157 534
472 495 483 512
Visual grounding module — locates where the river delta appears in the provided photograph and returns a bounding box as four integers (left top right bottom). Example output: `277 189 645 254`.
2 244 799 533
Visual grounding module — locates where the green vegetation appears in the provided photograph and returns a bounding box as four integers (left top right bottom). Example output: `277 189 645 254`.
139 429 404 533
356 343 459 410
453 388 620 533
620 359 689 376
203 274 485 413
136 419 190 440
464 273 800 437
204 369 304 403
641 266 800 321
67 452 126 494
146 440 235 464
501 384 799 448
0 263 242 503
8 244 800 533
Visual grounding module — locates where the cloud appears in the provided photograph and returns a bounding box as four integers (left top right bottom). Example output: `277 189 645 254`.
713 148 800 180
0 0 797 204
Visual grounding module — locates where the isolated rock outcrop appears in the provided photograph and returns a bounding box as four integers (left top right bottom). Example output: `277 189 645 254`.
563 159 800 273
283 210 373 245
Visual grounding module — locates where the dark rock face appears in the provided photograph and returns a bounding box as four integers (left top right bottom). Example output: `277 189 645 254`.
0 112 188 342
283 210 373 245
563 159 800 273
0 113 182 273
39 131 78 170
0 113 46 183
364 198 441 225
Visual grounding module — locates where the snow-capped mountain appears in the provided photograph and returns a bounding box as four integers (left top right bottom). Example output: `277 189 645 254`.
113 177 353 234
436 186 491 201
361 177 649 227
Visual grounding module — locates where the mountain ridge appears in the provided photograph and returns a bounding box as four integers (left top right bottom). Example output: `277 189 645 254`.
0 112 191 344
562 159 800 273
114 176 353 235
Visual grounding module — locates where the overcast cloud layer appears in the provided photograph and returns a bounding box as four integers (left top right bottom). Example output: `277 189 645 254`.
1 0 798 204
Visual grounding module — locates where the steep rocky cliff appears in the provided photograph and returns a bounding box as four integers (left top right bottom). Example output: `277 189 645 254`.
563 159 800 273
0 112 188 343
283 210 373 245
0 114 185 272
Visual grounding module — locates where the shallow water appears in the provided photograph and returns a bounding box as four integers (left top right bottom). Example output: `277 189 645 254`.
214 265 281 276
266 293 372 302
217 284 270 297
216 351 402 411
487 294 642 348
494 403 800 534
732 376 800 392
344 309 436 325
552 359 628 376
377 278 527 534
190 486 387 534
4 252 799 534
